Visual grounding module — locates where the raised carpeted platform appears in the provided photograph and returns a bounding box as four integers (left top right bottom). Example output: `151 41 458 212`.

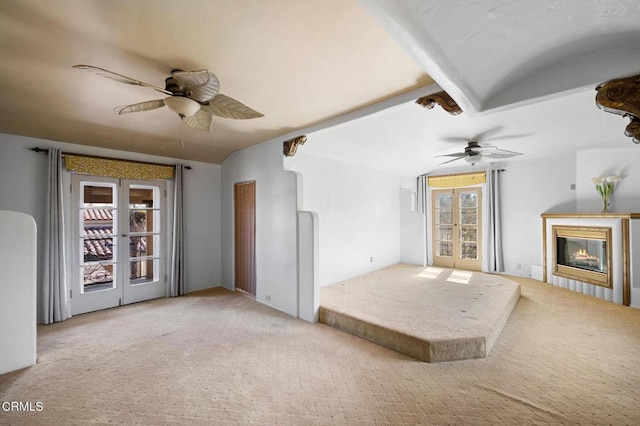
319 264 520 362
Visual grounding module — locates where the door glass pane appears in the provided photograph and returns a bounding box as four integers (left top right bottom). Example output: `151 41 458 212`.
459 226 477 242
129 210 156 233
435 193 453 258
438 242 453 257
460 192 477 208
438 210 452 225
83 236 115 262
82 263 116 292
438 225 452 242
129 259 158 285
437 195 452 209
129 187 154 207
460 208 477 225
460 242 478 260
128 185 160 286
458 191 479 260
80 183 117 293
129 235 160 258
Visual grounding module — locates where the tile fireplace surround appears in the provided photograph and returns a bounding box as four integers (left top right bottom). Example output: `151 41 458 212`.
541 213 640 308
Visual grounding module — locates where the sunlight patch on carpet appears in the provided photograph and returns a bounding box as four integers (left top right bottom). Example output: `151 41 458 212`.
418 267 444 279
447 270 472 284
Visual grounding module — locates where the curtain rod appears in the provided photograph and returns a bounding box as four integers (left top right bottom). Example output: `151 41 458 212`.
30 147 192 170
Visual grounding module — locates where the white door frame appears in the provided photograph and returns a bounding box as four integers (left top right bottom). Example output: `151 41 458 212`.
70 175 167 315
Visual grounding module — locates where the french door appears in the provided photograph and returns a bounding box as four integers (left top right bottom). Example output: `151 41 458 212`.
71 175 167 315
432 187 482 271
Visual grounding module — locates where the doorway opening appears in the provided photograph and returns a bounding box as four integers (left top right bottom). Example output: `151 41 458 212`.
432 187 482 271
72 175 167 315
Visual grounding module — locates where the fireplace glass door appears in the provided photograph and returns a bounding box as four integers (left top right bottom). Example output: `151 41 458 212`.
552 225 612 288
557 237 607 274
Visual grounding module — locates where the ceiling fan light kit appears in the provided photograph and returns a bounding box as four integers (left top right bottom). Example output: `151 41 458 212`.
164 96 201 118
464 155 486 164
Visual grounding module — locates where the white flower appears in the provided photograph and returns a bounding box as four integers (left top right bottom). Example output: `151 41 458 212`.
592 175 622 202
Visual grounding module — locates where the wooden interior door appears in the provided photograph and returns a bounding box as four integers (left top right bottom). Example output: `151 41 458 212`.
234 181 256 295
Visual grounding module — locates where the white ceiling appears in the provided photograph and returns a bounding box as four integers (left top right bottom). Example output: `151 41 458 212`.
361 0 640 113
1 0 640 170
0 0 429 163
304 0 640 175
304 88 635 176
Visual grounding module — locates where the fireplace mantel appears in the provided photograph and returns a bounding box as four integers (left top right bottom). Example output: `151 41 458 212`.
541 213 640 308
541 213 640 219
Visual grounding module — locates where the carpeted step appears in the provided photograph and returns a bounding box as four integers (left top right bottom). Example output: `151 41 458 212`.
319 265 521 362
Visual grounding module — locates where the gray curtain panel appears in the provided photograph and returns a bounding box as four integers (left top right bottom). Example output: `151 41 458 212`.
486 169 504 273
170 164 185 296
43 148 70 324
417 175 429 263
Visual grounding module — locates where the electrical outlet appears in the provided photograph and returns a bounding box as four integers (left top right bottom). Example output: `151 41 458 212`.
265 294 271 301
517 263 522 270
570 183 576 190
370 256 374 263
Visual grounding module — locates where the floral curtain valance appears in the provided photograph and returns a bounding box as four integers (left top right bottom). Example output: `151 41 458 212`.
427 172 486 188
64 155 174 180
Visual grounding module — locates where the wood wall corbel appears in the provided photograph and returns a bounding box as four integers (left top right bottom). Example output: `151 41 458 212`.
415 91 462 115
595 73 640 144
283 135 307 157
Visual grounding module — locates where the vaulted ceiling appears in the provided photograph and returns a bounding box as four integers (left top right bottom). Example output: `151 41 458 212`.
1 0 639 171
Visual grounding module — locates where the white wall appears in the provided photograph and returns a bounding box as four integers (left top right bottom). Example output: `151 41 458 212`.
220 139 299 316
0 133 222 322
0 211 37 374
183 163 222 292
576 148 640 213
400 188 425 265
286 153 402 286
499 154 577 276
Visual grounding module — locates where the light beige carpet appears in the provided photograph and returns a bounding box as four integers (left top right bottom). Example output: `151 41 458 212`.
320 265 521 362
1 273 640 424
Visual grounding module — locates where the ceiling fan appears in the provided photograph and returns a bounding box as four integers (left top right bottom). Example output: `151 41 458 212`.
437 141 523 165
73 64 263 132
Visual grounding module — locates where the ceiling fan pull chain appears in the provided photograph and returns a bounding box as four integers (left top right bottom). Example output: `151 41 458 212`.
180 120 185 149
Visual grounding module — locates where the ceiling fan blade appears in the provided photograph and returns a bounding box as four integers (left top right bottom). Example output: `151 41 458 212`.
441 127 504 144
73 65 172 95
470 126 503 141
436 152 466 158
202 94 264 119
439 156 466 165
481 149 523 159
481 134 529 142
471 146 496 153
182 109 214 132
170 70 220 103
114 99 166 115
441 136 468 143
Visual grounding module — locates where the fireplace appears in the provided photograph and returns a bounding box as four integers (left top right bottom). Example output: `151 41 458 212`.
552 225 612 289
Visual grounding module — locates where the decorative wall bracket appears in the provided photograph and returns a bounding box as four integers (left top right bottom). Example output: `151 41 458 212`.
283 135 307 157
595 73 640 144
415 91 462 115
